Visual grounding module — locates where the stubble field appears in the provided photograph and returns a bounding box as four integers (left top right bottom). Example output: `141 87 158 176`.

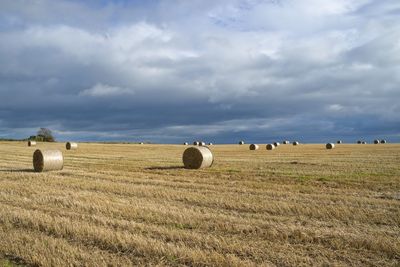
0 141 399 266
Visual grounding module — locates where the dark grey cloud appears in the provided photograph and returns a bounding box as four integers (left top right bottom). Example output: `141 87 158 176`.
0 0 399 143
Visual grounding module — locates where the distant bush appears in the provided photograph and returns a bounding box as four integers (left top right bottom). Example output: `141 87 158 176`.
28 128 55 142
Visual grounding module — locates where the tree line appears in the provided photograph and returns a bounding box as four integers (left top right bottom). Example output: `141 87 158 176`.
28 128 55 142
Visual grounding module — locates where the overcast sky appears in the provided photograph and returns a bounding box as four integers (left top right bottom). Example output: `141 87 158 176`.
0 0 399 143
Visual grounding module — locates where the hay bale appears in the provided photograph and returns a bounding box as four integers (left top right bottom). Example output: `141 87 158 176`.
273 142 280 147
239 141 245 145
357 140 362 144
208 143 213 145
293 141 299 146
337 140 342 144
362 141 367 144
381 140 387 144
33 149 63 172
374 139 380 144
182 146 213 169
66 142 78 150
139 142 144 145
183 142 189 145
193 141 200 146
326 143 335 149
249 144 259 150
199 142 206 146
283 141 290 144
28 141 36 147
266 144 275 150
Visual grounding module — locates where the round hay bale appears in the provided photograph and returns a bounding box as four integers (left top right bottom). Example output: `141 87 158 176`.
326 143 335 149
193 141 200 146
266 144 275 150
239 141 245 145
381 140 387 144
273 142 280 147
183 142 189 145
66 142 78 150
139 142 144 145
249 144 259 150
199 142 206 146
33 149 63 172
362 141 367 144
337 140 342 144
373 139 380 144
28 141 37 147
182 146 213 169
357 140 362 144
293 141 299 146
208 143 213 145
283 141 290 144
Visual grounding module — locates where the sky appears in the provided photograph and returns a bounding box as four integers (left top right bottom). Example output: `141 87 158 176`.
0 0 399 143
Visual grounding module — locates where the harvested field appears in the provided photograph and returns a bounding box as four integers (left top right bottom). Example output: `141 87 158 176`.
0 141 399 266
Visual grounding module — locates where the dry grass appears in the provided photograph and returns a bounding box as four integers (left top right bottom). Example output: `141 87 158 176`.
0 141 399 266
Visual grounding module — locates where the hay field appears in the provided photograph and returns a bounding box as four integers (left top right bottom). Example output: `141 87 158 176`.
0 141 399 266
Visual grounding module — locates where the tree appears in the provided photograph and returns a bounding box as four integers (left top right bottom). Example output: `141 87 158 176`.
37 128 55 142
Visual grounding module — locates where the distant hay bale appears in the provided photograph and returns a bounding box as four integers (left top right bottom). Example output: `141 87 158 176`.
266 144 275 150
239 141 245 145
374 139 380 144
249 144 259 150
193 141 200 146
283 141 290 144
208 143 213 145
183 142 189 145
28 141 36 147
357 140 362 144
381 140 387 144
139 142 144 145
273 142 280 147
33 149 63 172
199 142 206 146
337 140 342 144
66 142 78 150
362 141 367 144
326 143 335 149
182 146 213 169
293 141 299 146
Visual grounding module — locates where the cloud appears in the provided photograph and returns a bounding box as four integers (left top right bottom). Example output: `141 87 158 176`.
0 0 399 142
80 83 134 97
